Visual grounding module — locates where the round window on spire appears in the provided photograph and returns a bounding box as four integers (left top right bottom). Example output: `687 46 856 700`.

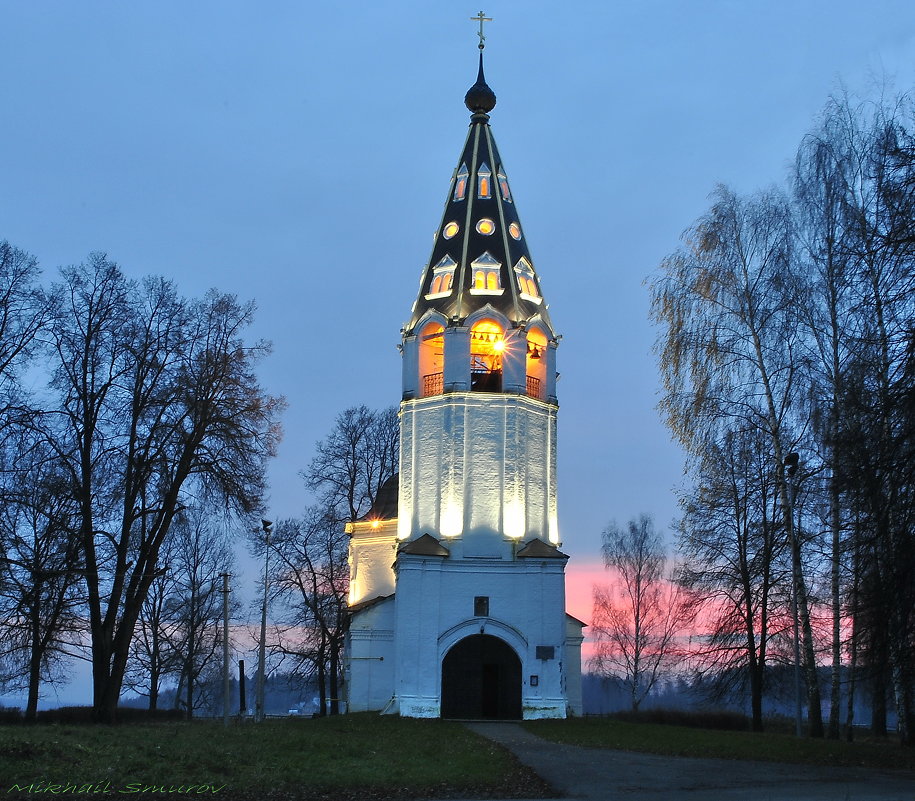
443 221 460 239
509 222 522 240
476 219 495 236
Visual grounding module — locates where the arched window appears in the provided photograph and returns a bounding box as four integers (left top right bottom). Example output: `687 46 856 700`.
426 255 457 299
497 168 512 202
419 321 445 397
513 258 541 303
525 327 548 400
477 162 492 199
453 163 469 201
431 273 452 294
469 252 502 295
470 319 504 393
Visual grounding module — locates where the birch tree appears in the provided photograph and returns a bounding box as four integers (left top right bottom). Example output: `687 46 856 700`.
650 186 825 736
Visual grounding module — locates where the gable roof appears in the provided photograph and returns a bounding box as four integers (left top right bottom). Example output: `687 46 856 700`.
516 537 569 559
397 533 450 557
347 593 394 616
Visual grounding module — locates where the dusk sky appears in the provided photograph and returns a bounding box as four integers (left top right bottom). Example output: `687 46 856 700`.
2 2 914 705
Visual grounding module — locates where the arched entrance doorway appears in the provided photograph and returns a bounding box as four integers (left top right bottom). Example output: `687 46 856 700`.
441 634 521 719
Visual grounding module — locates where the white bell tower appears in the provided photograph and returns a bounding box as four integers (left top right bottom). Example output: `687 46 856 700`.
344 42 583 720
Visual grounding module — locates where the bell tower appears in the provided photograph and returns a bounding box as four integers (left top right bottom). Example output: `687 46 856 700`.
397 51 560 558
344 28 583 720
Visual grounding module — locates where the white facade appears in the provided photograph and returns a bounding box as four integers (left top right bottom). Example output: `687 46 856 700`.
398 391 559 549
343 379 583 718
345 529 582 718
392 552 571 718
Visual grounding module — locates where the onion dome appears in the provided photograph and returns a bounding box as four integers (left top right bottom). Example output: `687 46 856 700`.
405 56 554 338
464 54 496 114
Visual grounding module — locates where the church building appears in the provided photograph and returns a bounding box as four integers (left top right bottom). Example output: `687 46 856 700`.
343 38 584 719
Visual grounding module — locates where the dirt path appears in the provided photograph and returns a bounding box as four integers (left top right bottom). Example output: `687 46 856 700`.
458 721 915 801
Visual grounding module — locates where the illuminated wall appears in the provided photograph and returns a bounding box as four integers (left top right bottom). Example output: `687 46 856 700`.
346 519 397 606
397 392 559 551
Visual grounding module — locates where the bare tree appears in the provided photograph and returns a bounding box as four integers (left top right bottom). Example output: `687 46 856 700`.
836 344 915 743
838 100 915 745
676 426 789 731
268 508 348 716
167 509 237 719
0 438 83 721
591 514 693 712
793 101 860 739
650 82 915 745
0 241 49 431
266 405 398 715
125 544 180 711
304 405 399 521
38 255 283 722
127 509 238 718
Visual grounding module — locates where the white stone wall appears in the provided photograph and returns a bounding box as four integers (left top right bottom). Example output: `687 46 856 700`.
398 393 559 548
344 598 395 713
564 616 586 716
347 521 398 606
392 555 569 719
346 330 577 720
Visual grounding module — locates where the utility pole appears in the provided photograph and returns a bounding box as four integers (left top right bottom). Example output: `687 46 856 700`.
221 572 231 728
255 519 272 723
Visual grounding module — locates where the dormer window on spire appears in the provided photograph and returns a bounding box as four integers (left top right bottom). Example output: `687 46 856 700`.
469 252 503 294
477 162 492 199
426 255 458 299
453 164 469 201
497 168 512 202
514 258 541 303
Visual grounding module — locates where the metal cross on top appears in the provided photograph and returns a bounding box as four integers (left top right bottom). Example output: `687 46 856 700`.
471 11 492 50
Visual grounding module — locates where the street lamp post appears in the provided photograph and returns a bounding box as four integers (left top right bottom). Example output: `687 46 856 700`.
255 519 272 723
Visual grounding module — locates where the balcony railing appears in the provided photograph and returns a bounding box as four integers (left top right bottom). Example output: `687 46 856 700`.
526 375 543 400
422 372 444 397
421 370 543 398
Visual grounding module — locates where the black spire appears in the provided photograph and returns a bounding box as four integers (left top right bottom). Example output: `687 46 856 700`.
404 52 554 338
464 52 496 115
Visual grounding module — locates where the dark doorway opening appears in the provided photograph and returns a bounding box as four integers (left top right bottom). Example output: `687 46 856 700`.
441 634 521 719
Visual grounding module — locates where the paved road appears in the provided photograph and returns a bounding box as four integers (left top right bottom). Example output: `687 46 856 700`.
455 722 915 801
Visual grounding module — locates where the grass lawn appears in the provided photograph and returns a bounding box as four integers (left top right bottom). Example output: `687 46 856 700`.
0 714 550 800
524 717 915 772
